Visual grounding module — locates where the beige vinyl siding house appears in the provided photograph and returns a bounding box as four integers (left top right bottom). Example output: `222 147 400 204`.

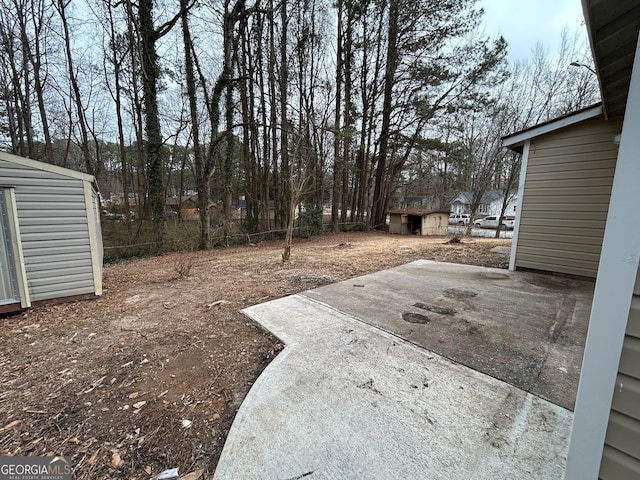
0 152 103 312
598 266 640 479
494 0 640 477
503 108 621 278
501 1 640 478
600 270 640 479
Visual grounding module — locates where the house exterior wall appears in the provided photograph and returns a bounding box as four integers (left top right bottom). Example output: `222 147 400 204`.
601 285 640 476
515 117 622 278
0 155 101 303
598 268 640 479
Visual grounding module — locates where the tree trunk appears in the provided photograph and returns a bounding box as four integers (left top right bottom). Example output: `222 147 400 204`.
331 1 343 232
279 0 289 230
139 0 166 250
106 6 131 236
371 0 399 228
56 0 93 174
181 0 208 249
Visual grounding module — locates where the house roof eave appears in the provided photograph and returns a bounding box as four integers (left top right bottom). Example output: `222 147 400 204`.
389 208 449 216
502 104 603 150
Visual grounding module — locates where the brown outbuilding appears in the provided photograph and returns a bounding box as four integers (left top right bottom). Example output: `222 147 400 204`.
388 208 449 236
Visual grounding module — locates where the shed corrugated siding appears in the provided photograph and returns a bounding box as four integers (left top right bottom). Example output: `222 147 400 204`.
599 276 640 479
515 118 622 277
0 159 95 301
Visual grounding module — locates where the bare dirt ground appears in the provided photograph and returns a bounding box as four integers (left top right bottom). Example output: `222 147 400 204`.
0 232 510 479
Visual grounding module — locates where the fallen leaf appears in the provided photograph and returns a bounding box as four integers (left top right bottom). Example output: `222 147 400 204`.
0 420 21 432
144 465 152 475
128 392 140 399
111 452 121 468
132 400 146 409
69 437 81 444
179 469 204 480
157 390 169 398
88 450 99 465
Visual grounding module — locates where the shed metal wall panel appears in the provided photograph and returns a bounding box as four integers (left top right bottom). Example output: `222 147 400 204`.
601 267 640 478
515 117 622 277
0 157 98 302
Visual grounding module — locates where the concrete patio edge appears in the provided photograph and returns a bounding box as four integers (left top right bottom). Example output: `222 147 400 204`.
213 290 573 480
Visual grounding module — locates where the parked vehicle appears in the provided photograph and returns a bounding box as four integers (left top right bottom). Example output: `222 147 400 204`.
448 213 471 225
473 215 516 230
502 216 516 230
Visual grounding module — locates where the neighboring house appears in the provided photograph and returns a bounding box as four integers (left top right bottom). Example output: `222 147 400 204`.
503 3 640 478
388 208 448 236
0 152 103 313
450 190 517 217
166 195 199 217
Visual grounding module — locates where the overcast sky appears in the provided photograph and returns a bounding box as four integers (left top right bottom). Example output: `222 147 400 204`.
478 0 588 62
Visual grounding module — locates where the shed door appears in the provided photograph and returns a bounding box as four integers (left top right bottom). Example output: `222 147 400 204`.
0 189 20 305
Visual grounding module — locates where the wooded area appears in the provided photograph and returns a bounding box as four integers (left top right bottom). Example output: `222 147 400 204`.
0 0 599 251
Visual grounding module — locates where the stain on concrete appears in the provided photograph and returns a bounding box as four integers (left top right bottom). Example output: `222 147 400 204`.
413 303 456 315
443 288 478 299
478 272 510 281
301 262 594 410
402 312 430 324
358 378 381 394
524 274 573 291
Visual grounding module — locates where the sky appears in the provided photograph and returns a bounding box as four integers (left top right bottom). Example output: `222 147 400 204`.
478 0 588 62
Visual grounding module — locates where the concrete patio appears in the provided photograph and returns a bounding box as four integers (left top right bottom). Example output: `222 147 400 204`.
213 260 594 479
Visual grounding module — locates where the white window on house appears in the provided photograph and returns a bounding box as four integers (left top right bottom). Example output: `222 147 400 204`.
477 204 488 214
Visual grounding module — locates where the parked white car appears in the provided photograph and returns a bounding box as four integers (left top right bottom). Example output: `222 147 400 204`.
448 213 471 225
473 215 516 230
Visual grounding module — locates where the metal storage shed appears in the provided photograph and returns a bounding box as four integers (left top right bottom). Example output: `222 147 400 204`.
502 105 622 278
0 152 103 313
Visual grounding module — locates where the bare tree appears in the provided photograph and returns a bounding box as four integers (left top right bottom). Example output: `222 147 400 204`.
282 172 307 262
